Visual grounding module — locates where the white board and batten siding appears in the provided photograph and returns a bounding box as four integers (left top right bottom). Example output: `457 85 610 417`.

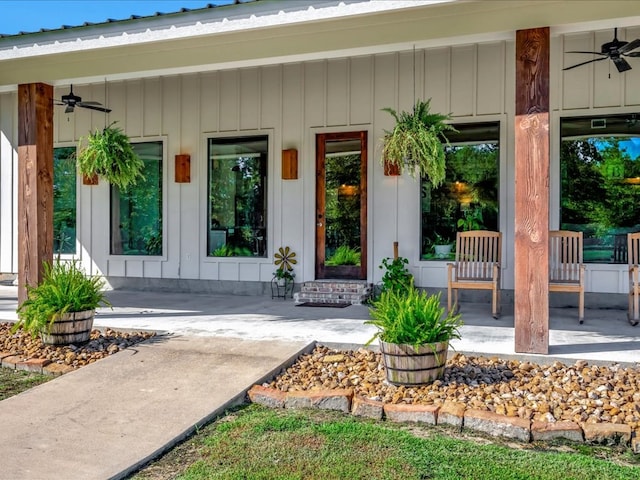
1 30 640 296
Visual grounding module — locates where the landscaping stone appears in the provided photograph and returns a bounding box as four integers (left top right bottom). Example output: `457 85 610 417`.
438 400 466 428
0 322 156 375
285 388 353 413
351 395 384 419
16 357 51 373
583 423 632 446
631 432 640 454
464 408 531 442
531 420 583 443
268 346 640 432
248 385 285 408
384 403 439 424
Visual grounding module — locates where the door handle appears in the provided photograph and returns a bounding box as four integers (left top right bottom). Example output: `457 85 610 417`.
317 222 323 227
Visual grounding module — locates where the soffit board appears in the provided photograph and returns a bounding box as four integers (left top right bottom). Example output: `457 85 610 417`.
1 0 640 89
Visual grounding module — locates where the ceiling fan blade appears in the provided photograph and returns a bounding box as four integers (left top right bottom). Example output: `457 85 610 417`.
619 38 640 54
625 52 640 57
612 56 632 72
563 56 607 71
78 104 112 113
64 105 74 114
54 100 65 105
77 101 102 106
565 50 608 56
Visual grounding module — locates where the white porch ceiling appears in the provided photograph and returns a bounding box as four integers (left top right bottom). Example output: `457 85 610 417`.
1 0 640 90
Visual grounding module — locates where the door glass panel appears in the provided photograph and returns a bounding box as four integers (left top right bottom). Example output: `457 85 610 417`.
324 139 361 267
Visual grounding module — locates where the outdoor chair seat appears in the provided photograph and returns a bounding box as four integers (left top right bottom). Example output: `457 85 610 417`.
447 230 502 318
627 232 640 326
549 230 585 324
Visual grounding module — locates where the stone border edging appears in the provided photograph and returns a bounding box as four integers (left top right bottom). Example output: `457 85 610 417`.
248 385 640 454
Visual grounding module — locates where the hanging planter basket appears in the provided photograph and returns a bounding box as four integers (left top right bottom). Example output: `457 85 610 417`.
77 121 145 190
380 98 457 185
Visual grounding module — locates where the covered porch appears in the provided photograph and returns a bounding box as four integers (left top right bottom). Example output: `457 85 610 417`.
0 285 638 364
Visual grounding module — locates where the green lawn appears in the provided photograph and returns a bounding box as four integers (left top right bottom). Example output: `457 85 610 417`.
0 368 51 401
133 404 640 480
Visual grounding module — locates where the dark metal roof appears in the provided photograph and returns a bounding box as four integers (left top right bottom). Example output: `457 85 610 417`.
0 1 257 38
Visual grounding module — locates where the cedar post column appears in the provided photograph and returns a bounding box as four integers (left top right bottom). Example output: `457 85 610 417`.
514 28 550 354
17 83 54 305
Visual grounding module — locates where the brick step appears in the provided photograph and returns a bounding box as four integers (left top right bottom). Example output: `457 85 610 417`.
294 291 370 305
301 281 371 295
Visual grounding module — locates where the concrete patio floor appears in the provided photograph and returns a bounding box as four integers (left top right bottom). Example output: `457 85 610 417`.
1 285 638 365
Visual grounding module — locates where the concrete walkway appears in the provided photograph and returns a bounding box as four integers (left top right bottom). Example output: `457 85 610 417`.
1 285 640 479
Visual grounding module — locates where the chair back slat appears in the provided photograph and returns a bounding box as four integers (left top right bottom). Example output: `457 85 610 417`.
455 230 501 281
628 232 640 268
549 230 582 283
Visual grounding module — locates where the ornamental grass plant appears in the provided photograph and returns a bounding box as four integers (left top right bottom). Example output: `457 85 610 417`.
366 283 462 351
13 260 111 338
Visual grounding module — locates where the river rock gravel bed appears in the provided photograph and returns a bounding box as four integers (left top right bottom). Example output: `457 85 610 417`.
0 322 156 370
269 345 640 429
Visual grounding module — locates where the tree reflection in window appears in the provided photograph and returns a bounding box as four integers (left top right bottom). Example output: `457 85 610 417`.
420 122 499 260
53 146 77 254
110 141 163 256
207 136 267 257
561 113 640 263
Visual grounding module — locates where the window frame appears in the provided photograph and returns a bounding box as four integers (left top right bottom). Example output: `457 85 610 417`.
107 136 168 261
557 111 640 265
418 119 504 263
201 130 274 264
53 142 80 258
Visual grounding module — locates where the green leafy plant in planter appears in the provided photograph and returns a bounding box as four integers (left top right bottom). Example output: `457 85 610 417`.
378 256 413 295
381 99 457 184
77 122 145 190
365 283 462 385
12 260 111 345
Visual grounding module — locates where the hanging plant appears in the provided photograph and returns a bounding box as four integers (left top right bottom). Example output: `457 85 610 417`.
77 122 145 190
381 98 457 186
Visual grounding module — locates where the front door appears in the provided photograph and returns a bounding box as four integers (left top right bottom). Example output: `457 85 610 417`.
315 131 367 279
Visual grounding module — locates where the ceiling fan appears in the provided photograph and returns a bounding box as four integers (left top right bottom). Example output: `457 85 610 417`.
563 28 640 73
54 85 112 113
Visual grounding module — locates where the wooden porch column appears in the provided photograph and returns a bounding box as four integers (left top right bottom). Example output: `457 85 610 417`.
17 83 54 304
514 28 550 354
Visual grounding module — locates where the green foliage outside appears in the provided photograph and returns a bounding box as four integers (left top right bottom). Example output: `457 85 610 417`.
421 140 499 259
561 137 640 262
112 142 163 256
366 285 462 350
137 405 640 480
13 260 111 338
212 244 253 257
53 147 77 254
325 245 360 266
324 154 361 261
208 137 267 257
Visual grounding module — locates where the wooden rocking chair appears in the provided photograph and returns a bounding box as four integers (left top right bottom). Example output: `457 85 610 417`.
627 232 640 326
549 230 585 324
447 230 502 318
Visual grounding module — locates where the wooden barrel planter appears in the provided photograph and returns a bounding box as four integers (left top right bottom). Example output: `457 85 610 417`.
379 340 449 386
41 310 95 345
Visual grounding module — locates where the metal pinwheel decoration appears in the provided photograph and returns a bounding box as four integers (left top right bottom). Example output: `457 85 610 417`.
274 246 297 272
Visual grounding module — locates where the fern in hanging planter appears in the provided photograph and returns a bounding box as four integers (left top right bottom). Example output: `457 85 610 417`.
381 98 457 186
77 122 145 190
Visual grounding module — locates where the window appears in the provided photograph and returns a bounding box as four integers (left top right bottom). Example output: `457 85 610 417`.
560 113 640 263
110 141 163 256
207 135 267 257
53 146 77 254
420 122 499 260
